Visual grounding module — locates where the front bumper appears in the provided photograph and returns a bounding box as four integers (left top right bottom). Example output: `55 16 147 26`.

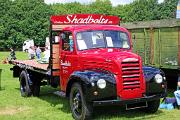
93 94 161 107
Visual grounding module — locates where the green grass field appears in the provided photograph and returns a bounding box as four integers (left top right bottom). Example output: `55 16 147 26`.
0 52 180 120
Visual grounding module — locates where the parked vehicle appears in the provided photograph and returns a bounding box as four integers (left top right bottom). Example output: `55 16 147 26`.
22 39 34 52
10 14 167 120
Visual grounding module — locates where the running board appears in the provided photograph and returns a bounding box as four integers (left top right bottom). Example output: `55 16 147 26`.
126 102 148 110
53 91 66 98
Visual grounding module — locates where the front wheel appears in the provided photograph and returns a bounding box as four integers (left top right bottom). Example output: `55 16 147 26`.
70 83 93 120
141 99 160 113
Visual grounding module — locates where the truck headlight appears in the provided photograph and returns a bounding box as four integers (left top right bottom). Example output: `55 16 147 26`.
97 79 106 89
155 74 163 83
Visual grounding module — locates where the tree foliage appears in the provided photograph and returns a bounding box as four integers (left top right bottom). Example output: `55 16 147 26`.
0 0 179 50
0 0 52 50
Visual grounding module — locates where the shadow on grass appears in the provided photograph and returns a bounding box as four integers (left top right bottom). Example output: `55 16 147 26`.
14 87 165 119
93 106 164 120
39 86 71 114
15 86 71 114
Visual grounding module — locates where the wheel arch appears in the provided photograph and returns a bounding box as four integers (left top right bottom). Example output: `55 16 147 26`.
66 75 88 98
65 69 116 98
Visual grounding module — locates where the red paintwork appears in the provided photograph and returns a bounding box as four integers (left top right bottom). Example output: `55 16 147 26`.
51 14 120 25
58 20 146 100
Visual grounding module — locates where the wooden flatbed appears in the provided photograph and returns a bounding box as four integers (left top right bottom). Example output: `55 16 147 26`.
10 60 50 74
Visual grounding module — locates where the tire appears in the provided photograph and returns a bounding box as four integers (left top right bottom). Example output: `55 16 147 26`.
70 83 93 120
141 99 160 113
19 71 32 97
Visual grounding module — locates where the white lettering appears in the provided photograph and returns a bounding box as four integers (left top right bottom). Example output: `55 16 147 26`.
64 15 73 23
61 60 71 66
64 15 110 24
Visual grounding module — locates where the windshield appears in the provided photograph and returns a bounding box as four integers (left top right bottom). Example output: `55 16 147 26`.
76 30 130 50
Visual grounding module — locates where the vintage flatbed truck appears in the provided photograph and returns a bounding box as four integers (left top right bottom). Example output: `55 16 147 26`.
10 14 166 120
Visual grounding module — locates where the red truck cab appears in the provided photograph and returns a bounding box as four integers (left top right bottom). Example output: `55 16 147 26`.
59 25 145 99
10 14 166 120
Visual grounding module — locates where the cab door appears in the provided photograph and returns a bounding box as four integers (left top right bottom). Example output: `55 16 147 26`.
60 31 77 91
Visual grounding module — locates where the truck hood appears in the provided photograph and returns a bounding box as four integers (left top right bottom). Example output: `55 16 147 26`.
79 48 145 99
79 48 141 74
79 48 139 60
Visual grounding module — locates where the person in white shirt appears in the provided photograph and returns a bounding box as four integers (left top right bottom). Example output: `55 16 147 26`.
28 46 35 59
42 47 50 62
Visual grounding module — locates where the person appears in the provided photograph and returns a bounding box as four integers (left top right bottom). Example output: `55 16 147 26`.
10 48 16 60
174 75 180 109
28 46 35 59
36 46 41 60
42 47 50 63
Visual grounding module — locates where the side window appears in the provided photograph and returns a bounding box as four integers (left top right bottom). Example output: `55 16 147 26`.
61 32 73 51
119 32 130 49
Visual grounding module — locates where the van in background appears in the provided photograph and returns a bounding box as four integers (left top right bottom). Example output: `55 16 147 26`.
23 39 34 52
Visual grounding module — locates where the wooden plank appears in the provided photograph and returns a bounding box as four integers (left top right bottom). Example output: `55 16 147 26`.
52 58 59 64
121 19 180 29
53 70 60 76
150 28 154 65
158 29 161 66
178 27 180 66
52 49 59 54
53 63 60 69
143 28 147 64
53 44 59 48
52 44 60 65
52 55 59 60
52 25 71 31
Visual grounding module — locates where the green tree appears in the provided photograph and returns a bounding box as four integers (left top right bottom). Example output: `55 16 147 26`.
0 0 179 50
0 0 53 50
156 0 179 19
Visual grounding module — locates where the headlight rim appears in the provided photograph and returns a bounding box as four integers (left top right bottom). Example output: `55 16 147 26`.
97 79 106 89
154 74 163 84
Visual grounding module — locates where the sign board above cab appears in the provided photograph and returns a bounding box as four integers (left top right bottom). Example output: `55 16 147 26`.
50 14 120 25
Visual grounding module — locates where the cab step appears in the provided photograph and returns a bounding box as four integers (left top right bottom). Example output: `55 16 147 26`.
53 91 66 98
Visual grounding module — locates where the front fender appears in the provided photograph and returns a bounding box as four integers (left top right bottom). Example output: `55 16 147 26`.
143 66 166 97
67 70 117 102
143 66 165 82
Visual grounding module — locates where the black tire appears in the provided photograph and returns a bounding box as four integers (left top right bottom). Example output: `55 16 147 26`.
141 99 160 113
19 71 32 97
70 83 93 120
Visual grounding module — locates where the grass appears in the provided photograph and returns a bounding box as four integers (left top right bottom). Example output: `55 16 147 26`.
0 52 180 120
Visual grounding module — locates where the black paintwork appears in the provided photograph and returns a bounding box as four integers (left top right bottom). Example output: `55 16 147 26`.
69 70 117 102
93 94 161 106
68 66 167 102
143 66 167 97
143 66 165 82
